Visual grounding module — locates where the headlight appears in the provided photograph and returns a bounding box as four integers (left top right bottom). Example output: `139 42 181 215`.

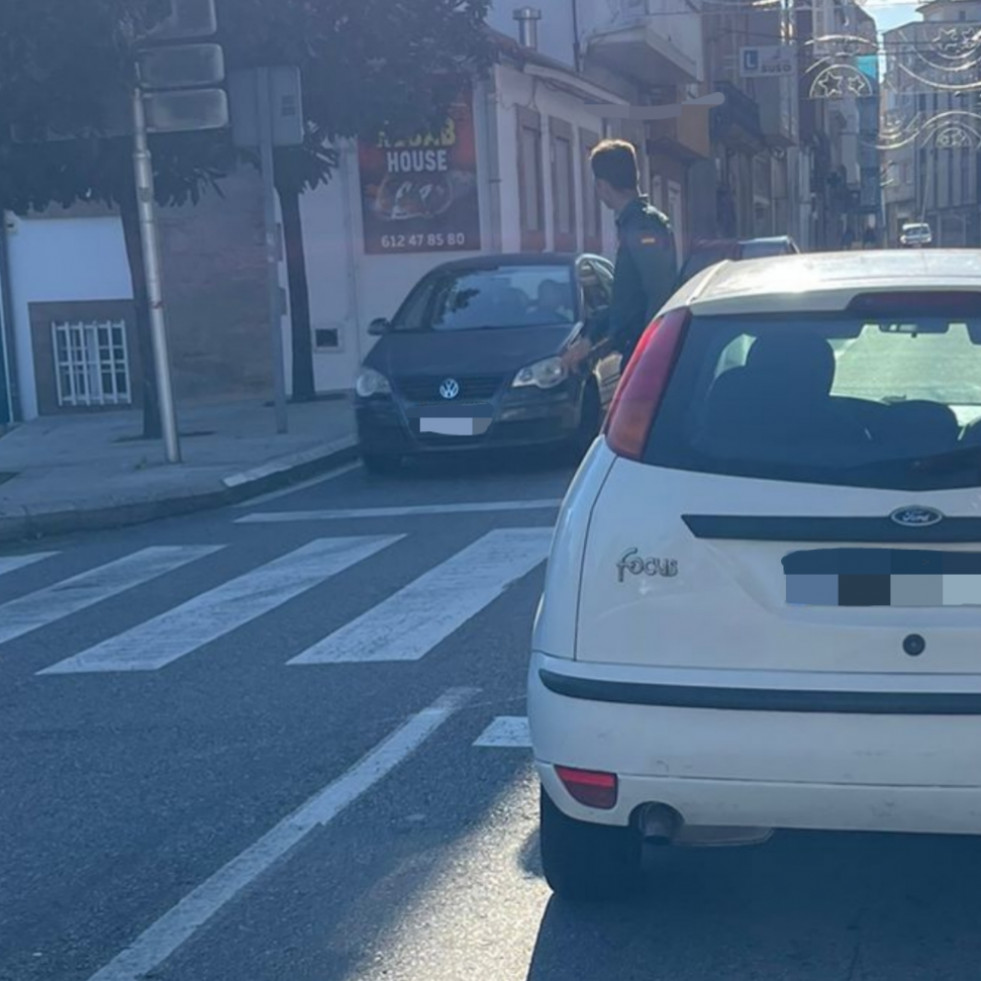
355 368 391 398
511 356 567 390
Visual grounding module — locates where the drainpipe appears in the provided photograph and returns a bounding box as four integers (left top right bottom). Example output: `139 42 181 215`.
0 213 20 423
571 0 582 72
340 143 364 380
481 73 504 252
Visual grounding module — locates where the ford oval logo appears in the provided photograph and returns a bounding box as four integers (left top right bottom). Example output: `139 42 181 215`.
890 506 944 528
439 378 460 400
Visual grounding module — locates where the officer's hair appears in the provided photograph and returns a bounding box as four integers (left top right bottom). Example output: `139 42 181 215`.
590 139 638 192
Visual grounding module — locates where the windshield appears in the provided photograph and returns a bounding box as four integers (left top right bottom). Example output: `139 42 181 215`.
649 312 981 491
392 264 577 331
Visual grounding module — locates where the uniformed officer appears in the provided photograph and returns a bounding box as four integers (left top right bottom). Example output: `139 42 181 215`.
590 140 678 363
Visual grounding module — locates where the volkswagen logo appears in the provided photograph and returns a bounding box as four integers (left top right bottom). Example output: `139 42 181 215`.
439 378 460 400
890 506 944 528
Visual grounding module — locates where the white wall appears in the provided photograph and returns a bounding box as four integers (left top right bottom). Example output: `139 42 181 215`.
494 64 618 256
299 142 487 394
485 0 704 84
5 214 132 419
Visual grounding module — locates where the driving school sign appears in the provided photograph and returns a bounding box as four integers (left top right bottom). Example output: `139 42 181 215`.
358 89 481 255
740 45 795 78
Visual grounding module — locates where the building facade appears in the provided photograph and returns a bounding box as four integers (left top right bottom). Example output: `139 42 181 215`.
883 0 981 246
0 0 822 415
298 0 719 394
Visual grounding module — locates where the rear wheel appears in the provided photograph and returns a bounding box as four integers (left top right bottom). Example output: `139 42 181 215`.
539 787 642 901
361 452 402 476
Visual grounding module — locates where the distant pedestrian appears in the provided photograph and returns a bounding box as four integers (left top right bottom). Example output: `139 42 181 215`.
841 227 855 250
862 226 876 249
590 140 677 365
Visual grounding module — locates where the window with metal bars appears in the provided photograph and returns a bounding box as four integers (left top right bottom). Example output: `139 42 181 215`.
52 320 132 408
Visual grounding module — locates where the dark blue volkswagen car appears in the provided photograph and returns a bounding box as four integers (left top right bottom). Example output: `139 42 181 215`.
354 253 622 474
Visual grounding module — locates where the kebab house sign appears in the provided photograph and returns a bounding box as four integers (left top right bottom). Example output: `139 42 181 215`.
359 92 481 255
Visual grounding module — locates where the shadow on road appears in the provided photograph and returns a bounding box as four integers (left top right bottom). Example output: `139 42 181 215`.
391 447 577 481
526 829 981 980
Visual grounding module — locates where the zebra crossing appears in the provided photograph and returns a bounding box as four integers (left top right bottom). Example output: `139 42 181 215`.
288 528 551 665
0 523 553 679
0 546 221 647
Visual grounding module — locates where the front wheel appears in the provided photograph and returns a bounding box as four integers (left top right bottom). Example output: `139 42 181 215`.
539 787 643 901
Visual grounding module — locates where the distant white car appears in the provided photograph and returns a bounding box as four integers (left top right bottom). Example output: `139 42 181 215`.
530 249 981 900
900 222 932 247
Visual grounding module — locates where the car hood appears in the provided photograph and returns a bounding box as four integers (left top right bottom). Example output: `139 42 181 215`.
366 324 579 378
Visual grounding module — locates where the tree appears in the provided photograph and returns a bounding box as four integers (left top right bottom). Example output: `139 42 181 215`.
0 0 492 435
0 0 234 437
222 0 493 401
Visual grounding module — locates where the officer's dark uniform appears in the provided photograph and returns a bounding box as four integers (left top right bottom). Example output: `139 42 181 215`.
610 196 678 362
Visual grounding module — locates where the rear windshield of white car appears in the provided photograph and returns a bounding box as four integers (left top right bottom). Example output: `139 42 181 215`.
648 306 981 491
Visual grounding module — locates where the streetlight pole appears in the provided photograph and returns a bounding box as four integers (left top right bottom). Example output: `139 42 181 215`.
131 81 181 464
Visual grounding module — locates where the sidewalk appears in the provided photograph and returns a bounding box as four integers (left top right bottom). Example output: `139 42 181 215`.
0 397 358 545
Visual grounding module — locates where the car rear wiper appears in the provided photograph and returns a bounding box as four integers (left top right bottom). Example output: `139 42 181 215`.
845 444 981 476
911 444 981 474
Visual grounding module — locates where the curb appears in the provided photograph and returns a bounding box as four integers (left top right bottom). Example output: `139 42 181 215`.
0 436 360 547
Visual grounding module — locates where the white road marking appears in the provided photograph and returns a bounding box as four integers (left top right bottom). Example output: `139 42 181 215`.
474 716 531 749
84 686 478 981
233 462 362 508
0 547 220 647
0 552 57 578
289 528 552 665
236 499 563 523
222 436 357 489
41 536 402 674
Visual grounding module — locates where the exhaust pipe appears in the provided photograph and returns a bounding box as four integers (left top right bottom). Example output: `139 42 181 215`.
638 803 681 841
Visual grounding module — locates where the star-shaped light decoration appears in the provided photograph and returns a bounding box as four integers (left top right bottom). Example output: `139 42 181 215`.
935 126 974 148
810 69 844 99
930 25 980 60
846 72 872 96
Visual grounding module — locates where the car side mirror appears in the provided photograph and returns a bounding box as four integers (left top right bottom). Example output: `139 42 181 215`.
368 317 390 337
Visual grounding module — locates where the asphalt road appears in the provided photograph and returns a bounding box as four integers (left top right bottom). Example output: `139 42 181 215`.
4 448 981 981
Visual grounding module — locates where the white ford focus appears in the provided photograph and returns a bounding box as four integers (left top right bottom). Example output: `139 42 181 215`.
529 249 981 900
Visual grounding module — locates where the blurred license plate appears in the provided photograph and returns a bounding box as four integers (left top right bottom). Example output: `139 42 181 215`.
420 417 476 436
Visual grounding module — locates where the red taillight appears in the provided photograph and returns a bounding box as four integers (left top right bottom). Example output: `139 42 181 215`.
555 765 618 809
604 307 690 460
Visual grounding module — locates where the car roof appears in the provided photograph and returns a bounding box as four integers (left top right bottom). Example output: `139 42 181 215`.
423 252 590 273
678 249 981 315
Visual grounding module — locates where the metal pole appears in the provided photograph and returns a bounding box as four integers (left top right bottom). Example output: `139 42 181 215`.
132 85 181 463
256 67 289 434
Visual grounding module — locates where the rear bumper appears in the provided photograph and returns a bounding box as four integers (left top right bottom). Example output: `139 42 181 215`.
356 391 579 456
529 652 981 835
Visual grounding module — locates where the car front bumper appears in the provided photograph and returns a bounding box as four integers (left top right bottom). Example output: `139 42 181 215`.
356 389 580 456
529 652 981 836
